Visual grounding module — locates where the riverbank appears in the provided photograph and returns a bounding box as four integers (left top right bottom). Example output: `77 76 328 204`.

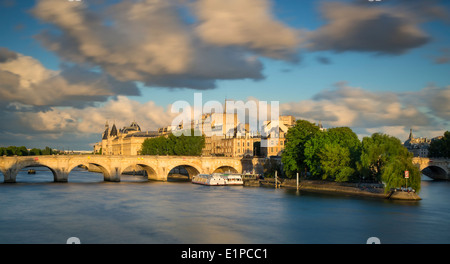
249 178 421 201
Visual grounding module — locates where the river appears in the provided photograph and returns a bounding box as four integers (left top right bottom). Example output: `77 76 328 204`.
0 167 449 244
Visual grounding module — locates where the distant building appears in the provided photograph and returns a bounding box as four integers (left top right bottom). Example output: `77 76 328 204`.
201 112 256 157
318 121 326 132
403 129 431 157
95 114 296 158
258 115 294 157
96 121 159 155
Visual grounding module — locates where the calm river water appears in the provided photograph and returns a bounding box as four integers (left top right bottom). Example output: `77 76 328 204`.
0 167 449 244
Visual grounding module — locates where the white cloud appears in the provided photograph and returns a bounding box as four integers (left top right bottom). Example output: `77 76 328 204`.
281 82 450 140
2 84 449 147
15 96 175 135
0 49 140 108
194 0 301 60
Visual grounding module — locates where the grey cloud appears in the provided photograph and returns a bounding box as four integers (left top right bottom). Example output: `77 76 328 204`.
0 47 18 63
305 1 446 55
316 56 331 65
435 57 450 64
29 0 447 91
30 0 290 90
402 85 450 121
432 48 450 64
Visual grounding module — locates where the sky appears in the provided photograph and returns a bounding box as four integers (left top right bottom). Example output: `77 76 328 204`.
0 0 449 150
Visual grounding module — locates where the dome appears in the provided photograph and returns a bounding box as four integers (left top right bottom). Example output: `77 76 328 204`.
122 121 141 134
130 121 141 131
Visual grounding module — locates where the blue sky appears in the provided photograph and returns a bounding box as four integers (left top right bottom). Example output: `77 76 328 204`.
0 0 449 150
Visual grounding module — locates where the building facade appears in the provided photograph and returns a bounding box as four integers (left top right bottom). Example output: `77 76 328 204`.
404 129 431 158
95 115 296 158
260 115 295 157
96 121 158 155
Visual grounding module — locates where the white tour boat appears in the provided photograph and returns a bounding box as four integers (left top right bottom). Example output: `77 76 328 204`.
191 173 243 186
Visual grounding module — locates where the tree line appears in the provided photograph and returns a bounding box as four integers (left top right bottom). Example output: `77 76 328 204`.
281 120 421 193
0 146 58 156
140 131 205 156
428 131 450 158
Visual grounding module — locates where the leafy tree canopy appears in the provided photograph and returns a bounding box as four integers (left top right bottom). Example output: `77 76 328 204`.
304 127 361 180
0 146 56 156
281 120 320 178
140 130 205 156
428 131 450 158
358 133 421 193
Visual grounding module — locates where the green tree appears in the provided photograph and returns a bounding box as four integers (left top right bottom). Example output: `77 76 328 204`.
142 136 167 155
304 127 361 181
428 131 450 158
141 130 205 156
6 146 18 156
17 146 29 156
319 143 355 182
327 127 361 162
41 146 53 155
281 120 320 178
263 158 283 178
381 155 421 193
29 148 42 155
358 133 421 193
304 131 328 178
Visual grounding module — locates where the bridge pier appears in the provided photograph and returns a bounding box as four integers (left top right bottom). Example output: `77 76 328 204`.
149 167 168 181
3 168 19 183
103 167 121 182
53 169 69 183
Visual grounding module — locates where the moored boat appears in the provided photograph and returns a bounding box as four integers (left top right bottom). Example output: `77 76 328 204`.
191 173 243 186
223 173 244 185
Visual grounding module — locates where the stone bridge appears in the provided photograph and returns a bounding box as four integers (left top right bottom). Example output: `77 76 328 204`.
412 157 450 180
0 155 267 183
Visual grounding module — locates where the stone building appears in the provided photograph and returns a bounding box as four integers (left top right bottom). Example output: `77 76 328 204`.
203 114 295 157
95 114 296 158
201 112 254 157
96 121 158 155
260 115 295 157
404 129 431 158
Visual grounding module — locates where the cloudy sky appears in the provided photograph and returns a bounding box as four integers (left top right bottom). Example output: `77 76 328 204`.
0 0 449 150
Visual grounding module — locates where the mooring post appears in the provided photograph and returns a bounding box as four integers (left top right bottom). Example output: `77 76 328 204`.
296 172 299 191
275 171 278 189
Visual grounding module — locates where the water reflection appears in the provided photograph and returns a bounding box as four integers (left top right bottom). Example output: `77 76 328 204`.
0 170 449 243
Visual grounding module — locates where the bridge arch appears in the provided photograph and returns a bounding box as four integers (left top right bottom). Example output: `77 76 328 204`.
422 165 448 180
12 160 60 183
121 163 158 181
66 162 110 182
69 161 111 177
166 164 201 180
212 165 239 174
